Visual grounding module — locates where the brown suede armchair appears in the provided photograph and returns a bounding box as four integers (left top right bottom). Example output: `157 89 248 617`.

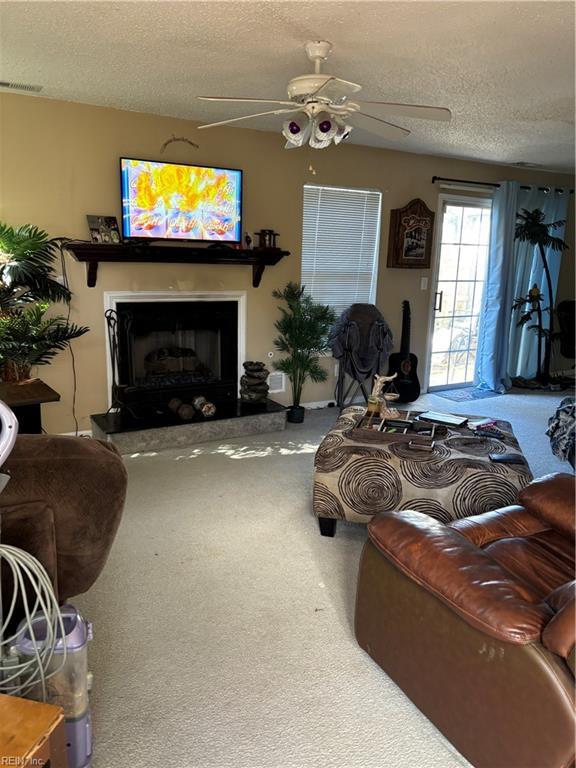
0 435 127 602
355 473 575 768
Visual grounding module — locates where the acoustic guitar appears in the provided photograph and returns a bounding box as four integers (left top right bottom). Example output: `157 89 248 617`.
387 300 421 403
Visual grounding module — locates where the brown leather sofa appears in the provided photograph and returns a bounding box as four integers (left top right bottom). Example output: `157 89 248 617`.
0 434 127 604
355 473 575 768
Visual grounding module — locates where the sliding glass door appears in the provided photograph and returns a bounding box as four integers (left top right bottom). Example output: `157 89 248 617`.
427 197 492 390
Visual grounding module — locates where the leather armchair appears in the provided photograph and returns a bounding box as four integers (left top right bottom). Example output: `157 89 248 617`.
0 435 127 603
355 473 575 768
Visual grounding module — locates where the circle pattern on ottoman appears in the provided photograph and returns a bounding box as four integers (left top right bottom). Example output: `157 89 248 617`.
388 441 451 462
314 434 344 471
452 472 518 518
313 482 345 519
319 433 344 452
315 445 390 473
338 457 402 515
399 497 453 523
445 436 506 456
399 458 478 489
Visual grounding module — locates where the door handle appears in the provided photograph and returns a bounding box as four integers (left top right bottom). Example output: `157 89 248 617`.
434 291 443 313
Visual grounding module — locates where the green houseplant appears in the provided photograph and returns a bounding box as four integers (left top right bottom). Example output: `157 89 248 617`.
0 223 88 382
514 208 568 384
272 282 336 423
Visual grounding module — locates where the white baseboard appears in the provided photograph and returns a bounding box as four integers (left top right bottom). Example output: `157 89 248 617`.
300 397 364 410
300 399 336 409
59 430 92 437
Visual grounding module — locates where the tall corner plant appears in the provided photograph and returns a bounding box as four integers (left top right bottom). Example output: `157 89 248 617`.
272 282 336 422
514 208 568 384
0 223 88 383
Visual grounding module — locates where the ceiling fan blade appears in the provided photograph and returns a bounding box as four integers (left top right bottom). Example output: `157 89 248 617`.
359 101 452 122
353 112 410 140
198 96 296 107
197 108 302 130
310 76 362 103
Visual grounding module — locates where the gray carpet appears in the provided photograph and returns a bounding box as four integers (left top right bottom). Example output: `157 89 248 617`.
75 389 569 767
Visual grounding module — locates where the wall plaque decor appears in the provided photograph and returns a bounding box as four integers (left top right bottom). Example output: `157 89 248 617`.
386 198 434 269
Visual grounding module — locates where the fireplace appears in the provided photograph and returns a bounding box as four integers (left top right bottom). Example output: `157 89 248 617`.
104 291 246 415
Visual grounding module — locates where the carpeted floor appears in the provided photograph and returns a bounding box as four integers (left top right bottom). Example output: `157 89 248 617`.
75 389 569 768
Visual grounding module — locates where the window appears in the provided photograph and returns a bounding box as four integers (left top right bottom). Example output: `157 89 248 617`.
301 184 382 316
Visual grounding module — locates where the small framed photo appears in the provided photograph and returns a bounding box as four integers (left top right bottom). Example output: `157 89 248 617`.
87 215 121 244
387 198 435 269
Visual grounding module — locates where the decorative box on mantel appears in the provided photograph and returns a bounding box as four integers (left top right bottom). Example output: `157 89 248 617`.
66 241 289 288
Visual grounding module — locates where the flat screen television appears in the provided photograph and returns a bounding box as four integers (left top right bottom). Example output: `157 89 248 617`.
120 158 242 243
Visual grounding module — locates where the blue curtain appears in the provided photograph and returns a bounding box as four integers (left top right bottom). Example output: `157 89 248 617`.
476 182 570 391
475 181 518 392
508 188 569 379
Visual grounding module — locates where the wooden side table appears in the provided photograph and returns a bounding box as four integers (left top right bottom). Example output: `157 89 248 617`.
0 379 60 434
0 693 68 766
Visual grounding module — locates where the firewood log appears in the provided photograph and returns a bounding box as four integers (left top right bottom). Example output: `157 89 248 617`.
177 404 196 421
192 396 216 417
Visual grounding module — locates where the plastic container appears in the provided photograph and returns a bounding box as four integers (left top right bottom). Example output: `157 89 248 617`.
16 604 92 768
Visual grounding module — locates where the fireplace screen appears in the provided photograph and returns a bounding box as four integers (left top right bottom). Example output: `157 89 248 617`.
133 328 221 388
113 300 238 401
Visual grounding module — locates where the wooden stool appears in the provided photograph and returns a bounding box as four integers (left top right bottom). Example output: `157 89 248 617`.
0 693 68 766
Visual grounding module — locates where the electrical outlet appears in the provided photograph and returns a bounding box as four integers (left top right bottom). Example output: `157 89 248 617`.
420 277 428 290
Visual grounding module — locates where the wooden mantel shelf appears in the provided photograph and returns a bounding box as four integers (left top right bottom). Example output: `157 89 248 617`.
66 241 289 288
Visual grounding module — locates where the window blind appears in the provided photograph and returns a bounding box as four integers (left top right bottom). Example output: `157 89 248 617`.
301 184 382 316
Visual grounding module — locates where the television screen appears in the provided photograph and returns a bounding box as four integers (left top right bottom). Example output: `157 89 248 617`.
120 158 242 242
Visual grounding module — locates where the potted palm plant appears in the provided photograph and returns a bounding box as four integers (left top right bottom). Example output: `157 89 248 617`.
0 223 88 382
272 282 336 423
514 209 568 384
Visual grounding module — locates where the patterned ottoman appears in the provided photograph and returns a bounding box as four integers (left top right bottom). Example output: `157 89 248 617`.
313 406 532 536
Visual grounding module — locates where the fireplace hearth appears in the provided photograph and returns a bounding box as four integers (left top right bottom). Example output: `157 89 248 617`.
95 292 286 448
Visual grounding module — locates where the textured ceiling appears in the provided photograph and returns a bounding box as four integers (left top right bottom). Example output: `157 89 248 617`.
0 0 574 171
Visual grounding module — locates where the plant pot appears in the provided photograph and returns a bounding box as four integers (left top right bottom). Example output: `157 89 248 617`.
1 361 32 383
286 405 305 423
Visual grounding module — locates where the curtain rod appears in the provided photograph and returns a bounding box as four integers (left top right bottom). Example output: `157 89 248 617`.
431 176 574 194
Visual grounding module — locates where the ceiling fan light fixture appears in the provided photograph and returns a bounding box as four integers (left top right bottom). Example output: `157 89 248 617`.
282 115 311 147
312 111 338 142
309 134 332 150
333 118 353 145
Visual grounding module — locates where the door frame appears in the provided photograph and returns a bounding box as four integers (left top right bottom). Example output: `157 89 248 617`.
422 193 493 392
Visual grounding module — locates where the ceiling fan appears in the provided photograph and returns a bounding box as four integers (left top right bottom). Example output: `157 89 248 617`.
197 41 451 149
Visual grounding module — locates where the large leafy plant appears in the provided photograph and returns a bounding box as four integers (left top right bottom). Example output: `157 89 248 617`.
513 208 568 383
0 223 88 382
0 304 88 383
0 223 71 310
272 282 336 408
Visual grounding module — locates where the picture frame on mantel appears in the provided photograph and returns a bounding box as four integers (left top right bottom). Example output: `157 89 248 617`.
386 198 435 269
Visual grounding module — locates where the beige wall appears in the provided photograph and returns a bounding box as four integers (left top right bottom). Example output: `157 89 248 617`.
0 93 574 433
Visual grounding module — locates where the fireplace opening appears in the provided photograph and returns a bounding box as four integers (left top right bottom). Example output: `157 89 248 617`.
114 300 238 409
